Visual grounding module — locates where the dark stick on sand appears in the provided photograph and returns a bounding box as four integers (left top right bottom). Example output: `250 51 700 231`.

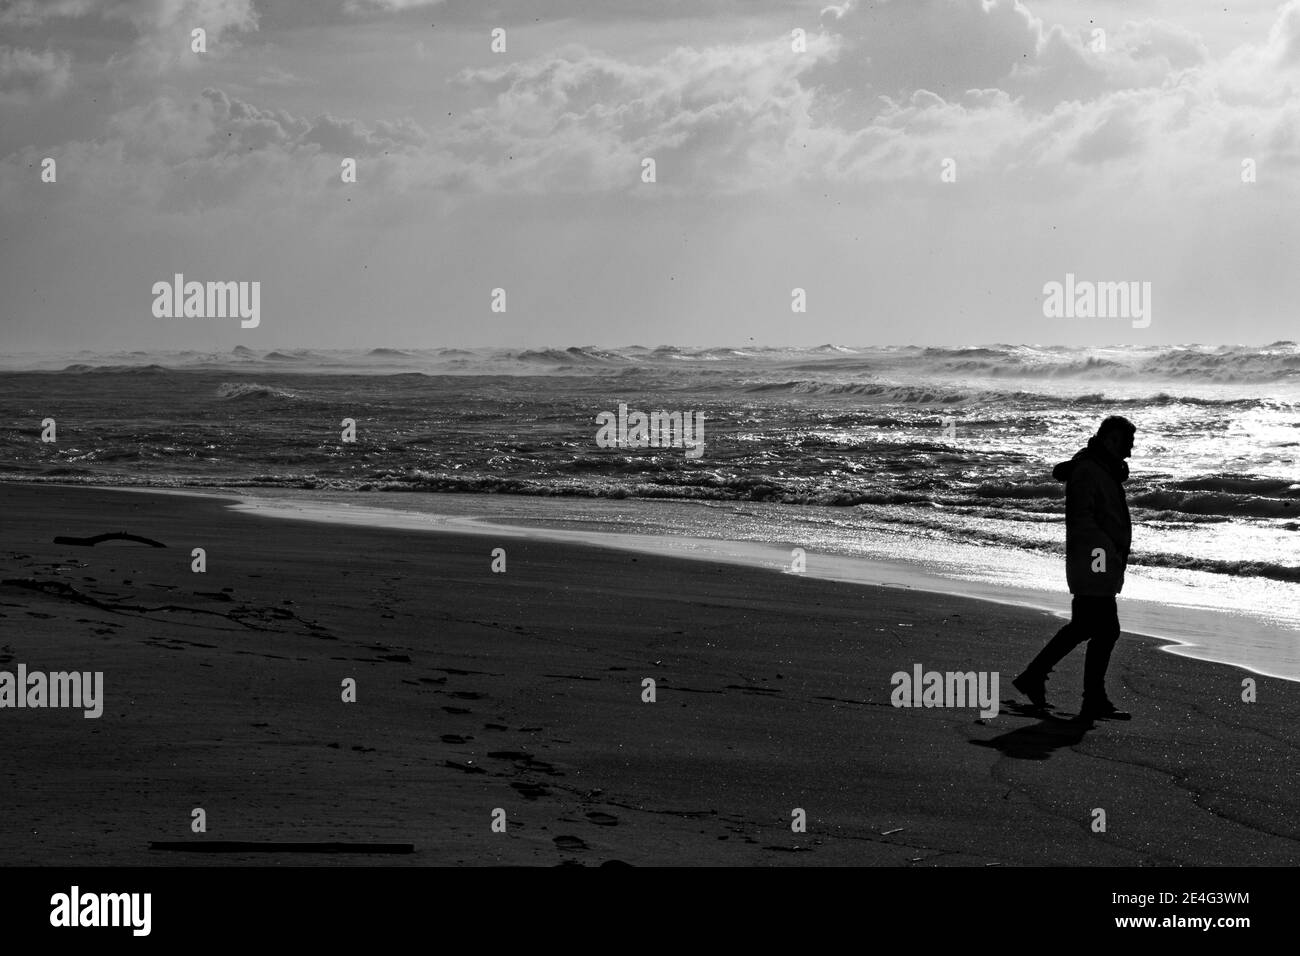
149 842 415 854
53 531 167 548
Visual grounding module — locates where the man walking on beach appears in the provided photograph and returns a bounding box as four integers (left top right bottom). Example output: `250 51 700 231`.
1014 416 1136 720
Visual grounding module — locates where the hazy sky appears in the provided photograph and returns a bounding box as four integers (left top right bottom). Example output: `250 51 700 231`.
2 0 1299 351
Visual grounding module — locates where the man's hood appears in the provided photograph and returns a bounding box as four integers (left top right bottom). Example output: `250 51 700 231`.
1053 436 1130 484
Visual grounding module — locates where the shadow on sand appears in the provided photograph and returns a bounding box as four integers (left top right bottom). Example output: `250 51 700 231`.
970 700 1096 760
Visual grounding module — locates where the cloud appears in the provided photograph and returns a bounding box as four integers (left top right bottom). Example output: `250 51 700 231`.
303 113 429 154
805 0 1212 117
0 0 98 27
106 0 259 74
445 37 836 194
342 0 800 21
10 0 1300 221
1 0 261 74
0 85 439 223
811 0 1043 107
112 86 430 162
430 28 1183 195
1264 0 1300 66
343 0 445 12
0 45 73 104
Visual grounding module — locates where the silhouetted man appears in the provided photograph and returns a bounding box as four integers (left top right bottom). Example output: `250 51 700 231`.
1014 416 1136 720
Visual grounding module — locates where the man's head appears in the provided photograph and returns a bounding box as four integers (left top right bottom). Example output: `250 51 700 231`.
1096 416 1136 459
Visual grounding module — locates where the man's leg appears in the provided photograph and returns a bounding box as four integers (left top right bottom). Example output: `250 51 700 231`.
1015 596 1093 706
1081 595 1120 704
1023 596 1092 678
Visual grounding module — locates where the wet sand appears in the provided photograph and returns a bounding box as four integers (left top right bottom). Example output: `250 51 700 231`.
0 482 1296 865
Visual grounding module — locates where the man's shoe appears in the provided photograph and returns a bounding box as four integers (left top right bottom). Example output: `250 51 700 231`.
1012 671 1049 709
1080 698 1131 721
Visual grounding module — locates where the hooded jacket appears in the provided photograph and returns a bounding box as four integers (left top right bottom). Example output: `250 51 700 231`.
1053 436 1132 596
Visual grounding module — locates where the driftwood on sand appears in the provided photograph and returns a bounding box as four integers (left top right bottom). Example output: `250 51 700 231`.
53 531 167 548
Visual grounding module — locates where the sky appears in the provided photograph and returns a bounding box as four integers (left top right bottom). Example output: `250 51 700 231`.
2 0 1299 352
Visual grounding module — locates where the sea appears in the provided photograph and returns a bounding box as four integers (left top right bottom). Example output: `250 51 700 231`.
2 342 1297 681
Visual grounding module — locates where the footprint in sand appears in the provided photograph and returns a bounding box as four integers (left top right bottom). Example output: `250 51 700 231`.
441 706 472 715
511 782 549 800
488 752 562 776
553 835 588 851
585 811 618 827
445 760 485 775
441 734 472 744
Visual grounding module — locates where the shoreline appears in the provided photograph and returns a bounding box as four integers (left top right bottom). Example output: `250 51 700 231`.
1 481 1297 866
85 481 1300 685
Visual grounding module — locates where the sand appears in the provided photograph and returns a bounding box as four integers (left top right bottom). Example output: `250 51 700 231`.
0 482 1296 866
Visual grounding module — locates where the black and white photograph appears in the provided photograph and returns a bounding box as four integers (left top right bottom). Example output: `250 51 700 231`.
0 0 1294 937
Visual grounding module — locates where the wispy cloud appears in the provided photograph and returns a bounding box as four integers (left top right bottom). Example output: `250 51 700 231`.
0 45 73 104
